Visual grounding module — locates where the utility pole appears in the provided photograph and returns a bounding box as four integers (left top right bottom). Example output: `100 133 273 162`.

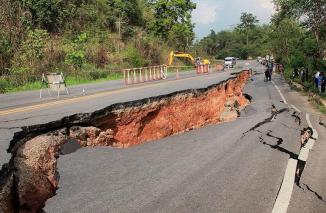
115 15 125 53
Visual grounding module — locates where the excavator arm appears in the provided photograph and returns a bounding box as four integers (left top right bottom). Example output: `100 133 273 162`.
168 51 210 66
168 51 195 66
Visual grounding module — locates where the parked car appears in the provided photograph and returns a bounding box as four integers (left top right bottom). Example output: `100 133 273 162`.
224 57 236 68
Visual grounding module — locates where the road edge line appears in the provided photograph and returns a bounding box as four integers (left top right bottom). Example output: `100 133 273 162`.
272 158 298 213
272 81 287 104
291 104 301 113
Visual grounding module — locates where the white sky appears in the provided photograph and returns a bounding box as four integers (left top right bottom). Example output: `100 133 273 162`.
192 0 276 39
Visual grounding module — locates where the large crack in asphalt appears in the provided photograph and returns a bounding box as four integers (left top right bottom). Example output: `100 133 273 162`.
245 108 324 204
291 111 302 126
241 108 289 137
0 71 252 212
258 133 298 159
241 106 313 191
300 183 326 203
320 118 326 129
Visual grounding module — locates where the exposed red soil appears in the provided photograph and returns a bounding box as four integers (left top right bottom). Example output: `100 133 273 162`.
0 71 250 212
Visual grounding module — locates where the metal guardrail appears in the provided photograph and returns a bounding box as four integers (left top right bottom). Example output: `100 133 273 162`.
123 65 168 85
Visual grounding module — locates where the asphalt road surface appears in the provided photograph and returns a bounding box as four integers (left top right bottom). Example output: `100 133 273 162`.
1 61 325 212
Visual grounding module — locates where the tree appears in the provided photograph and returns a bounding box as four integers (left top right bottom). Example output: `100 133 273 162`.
274 0 326 43
11 29 49 74
273 0 326 68
237 12 259 46
148 0 196 49
0 0 31 74
268 18 304 64
65 33 87 70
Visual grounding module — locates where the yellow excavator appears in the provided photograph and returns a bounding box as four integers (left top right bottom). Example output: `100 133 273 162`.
168 51 210 66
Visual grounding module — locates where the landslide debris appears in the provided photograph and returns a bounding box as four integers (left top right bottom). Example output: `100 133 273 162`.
0 71 250 212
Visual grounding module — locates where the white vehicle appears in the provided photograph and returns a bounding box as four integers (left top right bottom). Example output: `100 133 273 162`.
224 57 236 68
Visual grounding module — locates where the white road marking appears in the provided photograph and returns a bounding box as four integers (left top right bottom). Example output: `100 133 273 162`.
272 159 298 213
273 112 320 213
272 81 287 104
306 113 313 128
298 147 310 162
291 104 301 113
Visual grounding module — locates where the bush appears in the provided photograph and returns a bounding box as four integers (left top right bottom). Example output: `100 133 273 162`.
88 70 108 80
0 79 9 93
95 47 108 68
124 44 144 67
65 33 87 70
11 29 49 74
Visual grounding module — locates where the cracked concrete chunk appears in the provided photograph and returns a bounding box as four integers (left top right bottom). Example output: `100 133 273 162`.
220 110 239 122
0 169 15 213
14 130 67 212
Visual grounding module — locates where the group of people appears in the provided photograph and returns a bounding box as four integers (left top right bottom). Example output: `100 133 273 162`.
263 61 325 94
314 71 326 93
292 68 309 82
264 61 274 81
264 61 285 82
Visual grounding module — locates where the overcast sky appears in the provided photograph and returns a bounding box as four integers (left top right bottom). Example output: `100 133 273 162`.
192 0 276 39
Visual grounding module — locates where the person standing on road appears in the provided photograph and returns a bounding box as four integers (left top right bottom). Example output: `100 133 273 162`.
279 63 285 77
267 61 273 81
317 73 323 93
315 71 320 88
292 68 299 79
300 68 305 83
321 72 325 93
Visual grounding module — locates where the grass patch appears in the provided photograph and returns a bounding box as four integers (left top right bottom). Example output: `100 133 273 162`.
2 71 124 94
65 72 123 85
5 81 43 93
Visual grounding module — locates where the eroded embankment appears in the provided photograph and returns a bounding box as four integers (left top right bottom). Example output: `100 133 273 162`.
0 71 250 212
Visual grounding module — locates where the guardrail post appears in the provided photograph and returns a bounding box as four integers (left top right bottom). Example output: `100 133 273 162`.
127 69 130 84
123 64 170 85
165 65 168 78
145 67 148 82
124 69 127 85
139 68 143 83
133 68 137 84
153 66 157 80
159 66 162 79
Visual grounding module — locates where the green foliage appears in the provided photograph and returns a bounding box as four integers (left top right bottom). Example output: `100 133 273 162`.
0 79 9 93
196 25 269 59
237 12 259 46
11 29 49 74
268 18 304 64
20 0 70 31
65 33 87 70
148 0 196 49
124 44 146 67
88 70 108 80
25 29 49 60
0 31 13 74
0 0 197 93
66 50 86 70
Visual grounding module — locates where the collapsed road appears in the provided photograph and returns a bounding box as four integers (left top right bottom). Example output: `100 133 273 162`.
0 61 325 212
